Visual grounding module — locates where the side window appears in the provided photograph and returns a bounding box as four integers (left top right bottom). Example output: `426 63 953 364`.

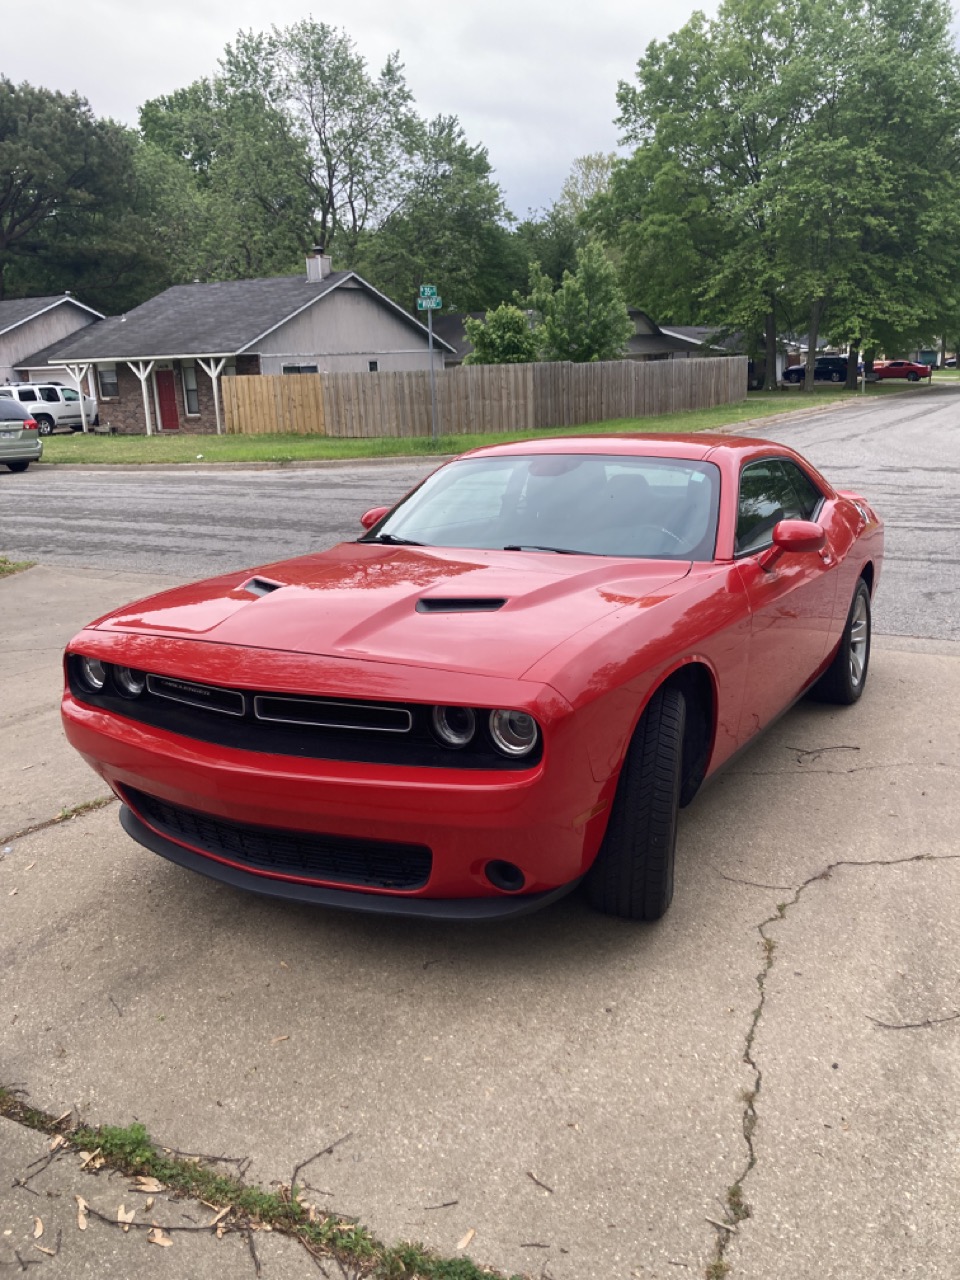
781 461 824 520
736 460 806 556
39 387 60 402
17 388 38 402
61 387 79 402
0 389 12 399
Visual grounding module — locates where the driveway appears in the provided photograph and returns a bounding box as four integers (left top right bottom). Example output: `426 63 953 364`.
1 389 958 1279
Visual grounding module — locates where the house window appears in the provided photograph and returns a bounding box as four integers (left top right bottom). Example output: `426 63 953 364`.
282 364 319 375
98 365 119 398
182 363 200 415
368 360 379 373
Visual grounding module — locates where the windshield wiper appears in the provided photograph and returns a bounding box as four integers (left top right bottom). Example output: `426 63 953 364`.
502 544 596 555
361 533 425 546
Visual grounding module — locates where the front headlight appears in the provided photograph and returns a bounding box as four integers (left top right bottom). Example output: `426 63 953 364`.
114 666 146 698
78 656 107 692
489 709 539 757
431 705 477 748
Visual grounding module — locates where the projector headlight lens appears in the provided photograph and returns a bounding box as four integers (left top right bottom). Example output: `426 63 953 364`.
489 709 539 757
431 705 477 748
79 656 107 692
114 666 146 698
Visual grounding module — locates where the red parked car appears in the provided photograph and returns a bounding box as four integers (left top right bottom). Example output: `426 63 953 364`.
61 435 883 922
871 359 931 381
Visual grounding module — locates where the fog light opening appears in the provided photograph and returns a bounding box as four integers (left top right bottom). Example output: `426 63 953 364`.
485 860 526 893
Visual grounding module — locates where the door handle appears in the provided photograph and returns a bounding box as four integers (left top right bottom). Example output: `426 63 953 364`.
818 546 834 566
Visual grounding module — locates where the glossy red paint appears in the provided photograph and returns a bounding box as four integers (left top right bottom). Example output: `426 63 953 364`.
61 434 884 917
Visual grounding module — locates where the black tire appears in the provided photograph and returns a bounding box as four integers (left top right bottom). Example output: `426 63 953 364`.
34 415 54 436
907 371 920 382
830 371 842 382
584 686 685 921
5 460 29 472
811 579 871 705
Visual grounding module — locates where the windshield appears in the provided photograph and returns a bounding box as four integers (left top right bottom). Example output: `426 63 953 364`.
363 454 721 560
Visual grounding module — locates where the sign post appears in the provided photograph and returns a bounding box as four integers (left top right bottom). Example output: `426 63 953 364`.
417 286 442 440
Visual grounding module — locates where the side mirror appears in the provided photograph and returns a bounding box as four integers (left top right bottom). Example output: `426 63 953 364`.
360 505 390 530
759 519 825 571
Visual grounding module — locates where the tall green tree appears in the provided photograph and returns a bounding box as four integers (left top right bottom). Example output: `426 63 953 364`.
524 239 632 362
0 79 135 299
353 114 518 311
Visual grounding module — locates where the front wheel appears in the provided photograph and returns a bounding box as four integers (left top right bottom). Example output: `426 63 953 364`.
812 579 871 705
583 686 686 921
907 371 920 382
34 415 54 436
831 371 842 382
5 460 29 472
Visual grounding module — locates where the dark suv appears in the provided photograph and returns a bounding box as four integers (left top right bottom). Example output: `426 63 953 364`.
783 356 850 384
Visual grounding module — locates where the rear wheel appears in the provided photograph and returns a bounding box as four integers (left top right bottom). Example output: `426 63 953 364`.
584 686 685 921
34 415 54 436
812 579 871 705
830 371 842 382
5 460 29 472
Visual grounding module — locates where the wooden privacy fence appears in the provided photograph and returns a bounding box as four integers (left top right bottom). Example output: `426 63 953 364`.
223 356 747 438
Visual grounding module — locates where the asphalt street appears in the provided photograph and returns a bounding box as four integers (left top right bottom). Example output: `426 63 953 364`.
1 383 958 640
2 386 959 1279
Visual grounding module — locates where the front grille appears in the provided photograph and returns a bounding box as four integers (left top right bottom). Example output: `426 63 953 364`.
67 658 541 770
125 787 432 890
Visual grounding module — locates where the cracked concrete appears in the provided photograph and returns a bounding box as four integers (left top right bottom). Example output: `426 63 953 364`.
2 565 959 1279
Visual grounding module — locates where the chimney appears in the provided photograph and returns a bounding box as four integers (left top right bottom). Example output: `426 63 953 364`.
306 245 332 282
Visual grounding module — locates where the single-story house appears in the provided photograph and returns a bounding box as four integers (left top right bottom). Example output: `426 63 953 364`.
433 308 727 367
0 294 103 386
18 251 455 435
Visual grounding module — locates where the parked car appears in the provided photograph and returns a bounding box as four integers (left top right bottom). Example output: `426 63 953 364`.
0 398 43 471
871 359 931 382
61 434 883 923
782 356 851 384
0 382 98 434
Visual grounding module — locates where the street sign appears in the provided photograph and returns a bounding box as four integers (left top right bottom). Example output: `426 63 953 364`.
419 285 438 298
417 296 442 310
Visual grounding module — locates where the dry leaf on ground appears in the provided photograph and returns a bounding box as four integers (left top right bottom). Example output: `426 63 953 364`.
456 1228 476 1250
147 1226 173 1248
75 1196 88 1230
117 1205 136 1232
271 1035 289 1044
34 1245 56 1258
49 1134 67 1152
78 1148 104 1170
32 1217 43 1239
133 1176 164 1192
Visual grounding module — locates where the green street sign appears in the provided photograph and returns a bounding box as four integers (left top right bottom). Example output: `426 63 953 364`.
419 285 438 298
417 296 442 310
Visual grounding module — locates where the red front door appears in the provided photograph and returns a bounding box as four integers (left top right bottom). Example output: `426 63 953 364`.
156 370 180 431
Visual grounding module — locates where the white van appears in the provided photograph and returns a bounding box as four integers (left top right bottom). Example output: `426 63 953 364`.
0 382 98 435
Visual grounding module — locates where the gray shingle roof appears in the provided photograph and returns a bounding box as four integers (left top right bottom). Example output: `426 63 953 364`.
0 294 102 337
20 272 454 364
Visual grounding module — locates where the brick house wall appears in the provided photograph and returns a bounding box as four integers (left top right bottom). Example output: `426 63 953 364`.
95 358 259 435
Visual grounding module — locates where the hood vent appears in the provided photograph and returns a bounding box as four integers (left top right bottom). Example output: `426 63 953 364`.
241 576 285 598
416 597 507 614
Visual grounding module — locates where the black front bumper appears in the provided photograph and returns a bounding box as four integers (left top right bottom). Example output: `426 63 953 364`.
120 805 580 921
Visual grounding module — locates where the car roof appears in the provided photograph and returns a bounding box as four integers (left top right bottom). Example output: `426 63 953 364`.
458 433 787 463
0 398 32 419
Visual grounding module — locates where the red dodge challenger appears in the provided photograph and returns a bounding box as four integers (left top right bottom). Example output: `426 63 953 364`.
62 435 882 922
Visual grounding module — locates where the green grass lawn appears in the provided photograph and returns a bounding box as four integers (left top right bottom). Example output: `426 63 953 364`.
37 381 912 466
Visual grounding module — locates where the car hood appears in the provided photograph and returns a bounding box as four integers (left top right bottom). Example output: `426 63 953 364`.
93 543 692 680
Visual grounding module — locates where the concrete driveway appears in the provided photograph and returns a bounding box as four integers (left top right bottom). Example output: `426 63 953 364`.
2 394 959 1279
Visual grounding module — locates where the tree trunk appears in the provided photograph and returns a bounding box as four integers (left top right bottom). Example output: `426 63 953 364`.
803 299 824 392
764 306 778 391
846 343 859 391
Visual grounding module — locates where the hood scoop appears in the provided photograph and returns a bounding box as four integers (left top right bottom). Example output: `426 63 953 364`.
241 576 285 598
415 596 507 614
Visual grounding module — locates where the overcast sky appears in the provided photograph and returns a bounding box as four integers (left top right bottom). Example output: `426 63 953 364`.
6 0 718 216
